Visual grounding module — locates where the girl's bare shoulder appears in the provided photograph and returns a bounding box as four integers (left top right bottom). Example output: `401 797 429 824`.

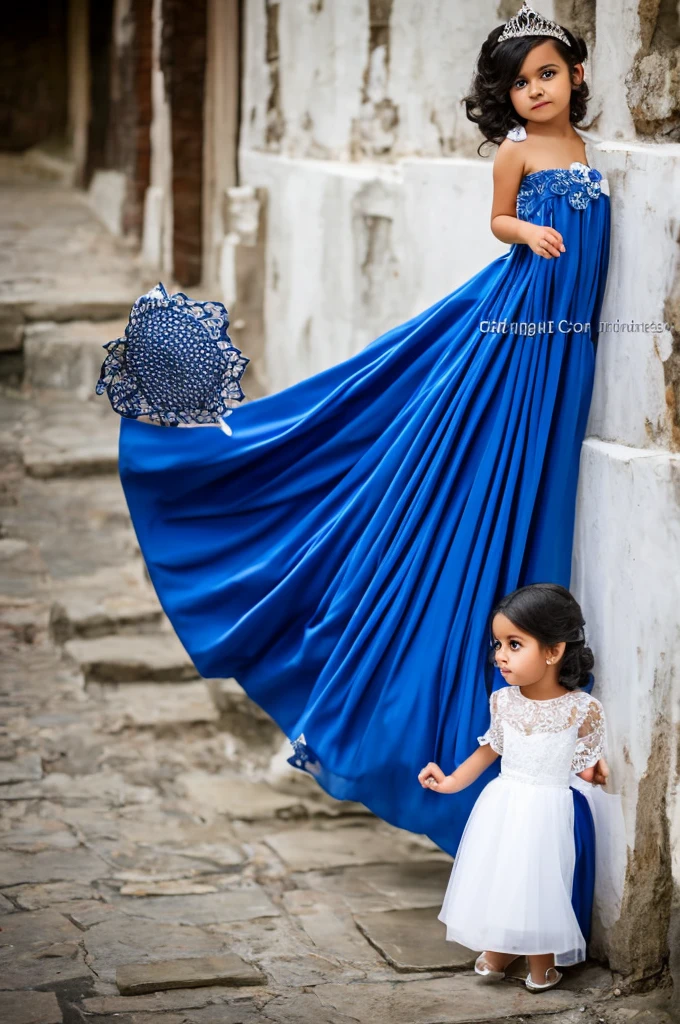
493 134 526 184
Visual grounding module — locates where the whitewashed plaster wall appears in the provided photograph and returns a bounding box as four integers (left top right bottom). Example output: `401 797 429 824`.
141 0 173 273
387 0 500 158
239 148 506 388
571 139 680 982
241 0 502 161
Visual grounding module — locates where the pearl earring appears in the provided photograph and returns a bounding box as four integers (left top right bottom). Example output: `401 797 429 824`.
546 659 552 664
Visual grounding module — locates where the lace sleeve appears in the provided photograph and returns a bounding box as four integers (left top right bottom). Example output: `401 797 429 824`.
571 696 606 773
477 689 503 756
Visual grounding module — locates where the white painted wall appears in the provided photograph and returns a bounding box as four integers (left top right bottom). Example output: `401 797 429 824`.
239 148 506 388
586 143 680 451
142 0 173 274
242 0 501 160
388 0 497 158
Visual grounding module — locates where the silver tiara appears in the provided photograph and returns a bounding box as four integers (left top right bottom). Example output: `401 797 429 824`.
495 2 571 49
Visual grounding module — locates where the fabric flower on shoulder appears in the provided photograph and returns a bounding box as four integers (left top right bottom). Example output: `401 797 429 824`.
95 283 249 430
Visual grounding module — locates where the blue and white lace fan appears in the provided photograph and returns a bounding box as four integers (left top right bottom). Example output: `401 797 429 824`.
95 283 249 431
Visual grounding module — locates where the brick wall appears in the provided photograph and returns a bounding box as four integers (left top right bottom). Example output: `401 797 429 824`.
0 1 68 152
161 0 207 286
107 0 153 238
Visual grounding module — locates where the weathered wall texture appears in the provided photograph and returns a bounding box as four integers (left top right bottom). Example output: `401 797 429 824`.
572 0 680 1002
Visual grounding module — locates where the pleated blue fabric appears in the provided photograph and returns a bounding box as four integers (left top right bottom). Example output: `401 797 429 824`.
117 162 610 874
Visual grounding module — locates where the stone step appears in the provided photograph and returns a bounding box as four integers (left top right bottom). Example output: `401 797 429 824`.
49 563 164 642
21 390 120 478
101 681 220 730
23 319 124 393
23 442 118 479
64 633 199 683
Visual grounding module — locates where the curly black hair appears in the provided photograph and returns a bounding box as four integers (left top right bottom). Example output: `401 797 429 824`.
463 22 590 157
487 582 595 691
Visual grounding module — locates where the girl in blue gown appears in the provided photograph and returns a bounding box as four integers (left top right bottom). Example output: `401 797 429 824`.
98 2 611 928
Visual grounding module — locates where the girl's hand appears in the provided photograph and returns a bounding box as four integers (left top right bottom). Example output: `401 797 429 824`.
577 757 609 786
524 223 566 259
592 757 609 787
417 762 460 794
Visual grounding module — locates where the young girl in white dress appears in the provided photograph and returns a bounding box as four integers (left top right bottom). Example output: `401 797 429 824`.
418 583 609 993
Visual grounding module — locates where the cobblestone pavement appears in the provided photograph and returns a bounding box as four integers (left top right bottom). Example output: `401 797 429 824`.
0 163 674 1023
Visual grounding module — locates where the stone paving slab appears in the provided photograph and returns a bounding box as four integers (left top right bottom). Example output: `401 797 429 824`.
263 826 449 871
82 986 267 1015
7 883 105 911
112 884 280 927
311 975 587 1023
60 807 244 860
288 897 387 965
116 953 266 994
0 847 111 887
257 990 360 1024
177 770 312 820
93 1007 263 1024
354 906 475 971
0 990 62 1024
290 860 454 914
0 952 93 993
80 916 238 985
206 907 374 986
0 817 79 852
81 839 236 884
0 908 83 949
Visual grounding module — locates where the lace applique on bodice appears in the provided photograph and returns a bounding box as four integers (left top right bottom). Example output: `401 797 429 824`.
478 686 606 789
504 125 608 221
516 164 605 220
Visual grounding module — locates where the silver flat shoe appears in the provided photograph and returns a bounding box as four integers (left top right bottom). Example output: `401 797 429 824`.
474 952 520 981
525 966 563 992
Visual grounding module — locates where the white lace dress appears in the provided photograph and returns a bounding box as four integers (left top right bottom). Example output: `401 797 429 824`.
437 685 607 966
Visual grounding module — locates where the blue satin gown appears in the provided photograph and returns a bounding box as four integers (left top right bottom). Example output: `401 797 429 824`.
117 160 610 932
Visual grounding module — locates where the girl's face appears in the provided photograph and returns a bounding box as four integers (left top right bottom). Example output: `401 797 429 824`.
508 39 583 124
491 612 564 687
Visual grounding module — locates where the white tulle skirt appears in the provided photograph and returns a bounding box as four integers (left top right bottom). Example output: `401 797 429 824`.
437 774 587 967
